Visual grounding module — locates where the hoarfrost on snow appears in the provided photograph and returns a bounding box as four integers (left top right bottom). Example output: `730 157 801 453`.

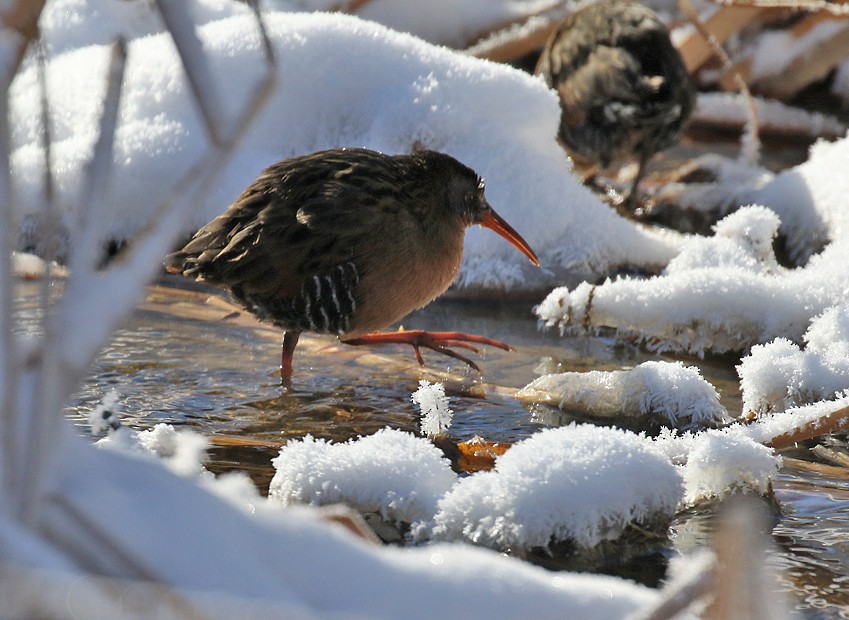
672 430 780 505
269 428 457 524
516 360 729 429
417 425 683 550
738 303 849 413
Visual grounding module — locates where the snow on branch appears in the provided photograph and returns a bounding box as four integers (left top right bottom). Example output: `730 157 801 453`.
537 207 849 357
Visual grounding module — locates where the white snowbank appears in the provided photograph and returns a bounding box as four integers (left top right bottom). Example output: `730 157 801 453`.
12 10 685 291
18 429 660 620
517 360 729 428
269 428 457 524
418 425 683 550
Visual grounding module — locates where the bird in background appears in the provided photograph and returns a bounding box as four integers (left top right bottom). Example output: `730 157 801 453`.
165 147 540 381
536 0 695 208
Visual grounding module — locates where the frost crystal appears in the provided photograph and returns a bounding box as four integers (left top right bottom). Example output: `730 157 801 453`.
412 380 453 437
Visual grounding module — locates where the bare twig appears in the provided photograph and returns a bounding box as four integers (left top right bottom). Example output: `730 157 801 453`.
54 6 276 384
155 0 226 146
16 40 129 522
71 38 127 275
628 553 717 620
0 0 47 519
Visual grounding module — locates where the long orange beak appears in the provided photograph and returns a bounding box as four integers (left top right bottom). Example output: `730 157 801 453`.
477 205 540 267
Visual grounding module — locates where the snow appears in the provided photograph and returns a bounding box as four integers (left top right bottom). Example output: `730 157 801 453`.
749 19 847 82
418 425 683 550
744 131 849 263
692 92 846 138
738 304 849 414
37 0 551 53
269 428 457 524
64 428 668 620
355 0 555 48
654 429 781 504
516 360 729 429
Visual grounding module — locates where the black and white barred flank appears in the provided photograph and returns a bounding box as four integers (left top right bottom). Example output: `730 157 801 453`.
233 260 361 335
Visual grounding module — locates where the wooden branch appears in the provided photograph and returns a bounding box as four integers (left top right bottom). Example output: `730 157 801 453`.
676 5 780 73
715 0 849 13
330 0 373 12
766 403 849 449
780 456 849 478
810 445 849 468
754 20 849 98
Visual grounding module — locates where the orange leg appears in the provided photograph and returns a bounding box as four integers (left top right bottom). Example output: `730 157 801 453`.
280 330 300 382
342 330 512 372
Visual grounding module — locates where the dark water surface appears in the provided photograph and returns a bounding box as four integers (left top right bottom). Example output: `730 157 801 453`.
14 279 849 618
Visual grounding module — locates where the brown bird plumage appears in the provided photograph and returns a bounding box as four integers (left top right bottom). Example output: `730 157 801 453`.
165 147 539 380
536 0 695 205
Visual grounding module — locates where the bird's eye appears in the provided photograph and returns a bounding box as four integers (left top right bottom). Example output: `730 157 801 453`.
465 191 476 206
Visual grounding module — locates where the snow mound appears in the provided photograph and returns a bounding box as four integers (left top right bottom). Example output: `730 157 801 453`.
269 428 457 524
675 431 780 504
418 425 683 550
738 304 849 414
517 360 728 428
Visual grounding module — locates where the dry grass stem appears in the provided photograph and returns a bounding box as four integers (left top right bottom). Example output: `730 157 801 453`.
0 0 45 520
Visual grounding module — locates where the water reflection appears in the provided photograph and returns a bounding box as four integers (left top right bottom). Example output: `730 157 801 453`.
772 469 849 619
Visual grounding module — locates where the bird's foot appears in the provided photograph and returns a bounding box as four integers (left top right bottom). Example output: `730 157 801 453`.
343 330 512 372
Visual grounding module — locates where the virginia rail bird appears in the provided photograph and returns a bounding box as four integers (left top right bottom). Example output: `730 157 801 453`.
165 147 539 380
536 0 695 207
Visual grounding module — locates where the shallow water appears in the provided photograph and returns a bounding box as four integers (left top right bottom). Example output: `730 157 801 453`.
14 278 849 618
